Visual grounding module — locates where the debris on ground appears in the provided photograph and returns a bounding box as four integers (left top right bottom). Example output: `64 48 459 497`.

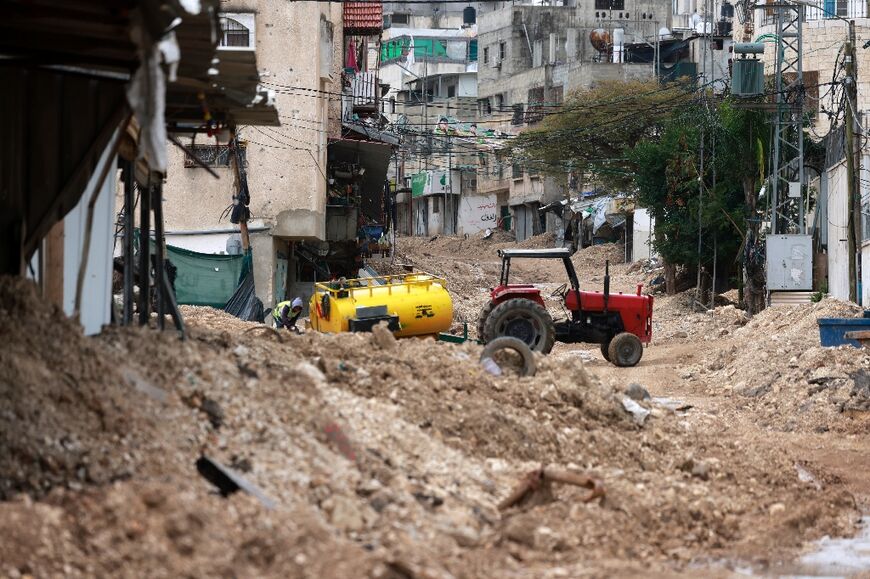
693 298 870 433
0 276 860 577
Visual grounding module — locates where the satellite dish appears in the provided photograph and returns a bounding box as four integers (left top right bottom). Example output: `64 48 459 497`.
658 27 671 39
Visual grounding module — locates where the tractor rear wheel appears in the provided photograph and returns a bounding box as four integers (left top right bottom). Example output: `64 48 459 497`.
600 340 611 362
477 302 494 340
483 298 555 354
607 332 643 367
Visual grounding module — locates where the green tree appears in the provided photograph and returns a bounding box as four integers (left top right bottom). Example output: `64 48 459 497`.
509 80 693 189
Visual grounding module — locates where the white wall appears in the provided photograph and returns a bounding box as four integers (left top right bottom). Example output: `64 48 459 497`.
63 148 118 335
827 161 851 300
165 233 232 254
862 242 870 306
458 73 477 97
632 208 657 262
428 196 443 234
458 194 498 234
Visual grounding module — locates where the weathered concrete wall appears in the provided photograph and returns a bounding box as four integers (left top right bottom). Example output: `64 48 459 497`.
478 3 667 104
162 0 342 242
458 193 498 234
755 18 870 138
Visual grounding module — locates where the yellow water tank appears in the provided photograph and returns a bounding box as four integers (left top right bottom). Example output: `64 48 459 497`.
309 273 453 337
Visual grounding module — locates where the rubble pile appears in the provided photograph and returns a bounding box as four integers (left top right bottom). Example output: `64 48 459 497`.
693 298 870 432
653 295 751 342
0 277 201 500
0 278 858 576
570 242 626 270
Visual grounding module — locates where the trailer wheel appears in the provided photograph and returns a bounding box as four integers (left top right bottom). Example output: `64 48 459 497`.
477 302 494 340
480 336 536 377
607 332 643 367
483 298 555 354
600 340 611 362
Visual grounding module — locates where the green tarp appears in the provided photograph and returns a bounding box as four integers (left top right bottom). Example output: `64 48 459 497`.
165 244 246 308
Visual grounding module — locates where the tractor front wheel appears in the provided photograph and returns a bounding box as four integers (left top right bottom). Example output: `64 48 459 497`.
477 302 494 340
607 332 643 367
483 298 555 354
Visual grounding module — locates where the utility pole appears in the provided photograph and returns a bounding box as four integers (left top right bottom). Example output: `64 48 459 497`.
845 19 859 302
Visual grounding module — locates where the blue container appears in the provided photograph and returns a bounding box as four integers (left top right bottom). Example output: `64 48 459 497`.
817 317 870 347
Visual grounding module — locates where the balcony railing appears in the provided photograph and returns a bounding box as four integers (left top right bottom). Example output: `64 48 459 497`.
350 71 378 109
760 0 865 26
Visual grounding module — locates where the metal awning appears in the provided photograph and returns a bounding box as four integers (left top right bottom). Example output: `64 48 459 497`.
342 120 401 146
167 47 279 127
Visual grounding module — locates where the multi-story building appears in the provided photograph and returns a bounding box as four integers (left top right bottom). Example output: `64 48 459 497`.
379 3 486 236
160 1 399 310
476 0 671 241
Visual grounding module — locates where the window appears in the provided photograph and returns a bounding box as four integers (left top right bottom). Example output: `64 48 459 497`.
483 46 489 64
499 41 506 60
468 39 478 62
494 93 504 111
219 17 251 47
432 196 441 213
184 144 232 168
595 0 624 9
391 12 410 24
478 98 492 115
512 163 522 179
448 84 456 98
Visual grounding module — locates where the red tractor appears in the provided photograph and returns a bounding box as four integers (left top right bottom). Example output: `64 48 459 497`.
478 248 653 366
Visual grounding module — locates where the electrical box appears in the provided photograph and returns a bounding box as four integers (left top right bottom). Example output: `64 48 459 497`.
732 58 764 97
766 235 813 291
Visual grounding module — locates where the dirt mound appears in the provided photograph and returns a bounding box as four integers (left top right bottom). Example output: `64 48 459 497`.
0 278 859 576
0 482 375 578
690 298 870 433
515 232 557 248
571 242 625 270
0 278 200 499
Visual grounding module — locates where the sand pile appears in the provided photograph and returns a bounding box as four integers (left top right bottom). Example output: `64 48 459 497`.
0 278 859 576
689 298 870 432
571 242 625 270
0 277 201 500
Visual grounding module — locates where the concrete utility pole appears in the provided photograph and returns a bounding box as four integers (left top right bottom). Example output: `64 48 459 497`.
844 19 859 302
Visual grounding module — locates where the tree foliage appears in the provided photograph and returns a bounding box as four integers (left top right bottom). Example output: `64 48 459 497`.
508 78 773 305
509 80 694 189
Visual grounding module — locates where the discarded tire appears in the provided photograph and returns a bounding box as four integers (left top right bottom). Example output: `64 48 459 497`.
480 336 537 377
483 298 555 353
607 332 643 367
600 341 611 362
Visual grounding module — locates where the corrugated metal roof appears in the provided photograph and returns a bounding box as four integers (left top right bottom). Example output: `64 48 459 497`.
343 2 383 34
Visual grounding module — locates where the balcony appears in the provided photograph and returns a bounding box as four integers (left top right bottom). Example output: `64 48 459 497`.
343 71 379 119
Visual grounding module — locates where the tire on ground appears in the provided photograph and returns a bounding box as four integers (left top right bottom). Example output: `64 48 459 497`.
477 302 494 341
600 340 611 362
482 298 555 354
480 336 537 377
607 331 643 367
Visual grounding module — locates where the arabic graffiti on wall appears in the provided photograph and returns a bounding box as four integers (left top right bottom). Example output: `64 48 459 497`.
458 195 498 235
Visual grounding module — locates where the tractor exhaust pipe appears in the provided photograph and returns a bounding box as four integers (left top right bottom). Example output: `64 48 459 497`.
604 260 610 313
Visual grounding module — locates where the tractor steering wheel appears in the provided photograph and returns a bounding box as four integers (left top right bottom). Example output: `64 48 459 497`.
550 283 568 298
